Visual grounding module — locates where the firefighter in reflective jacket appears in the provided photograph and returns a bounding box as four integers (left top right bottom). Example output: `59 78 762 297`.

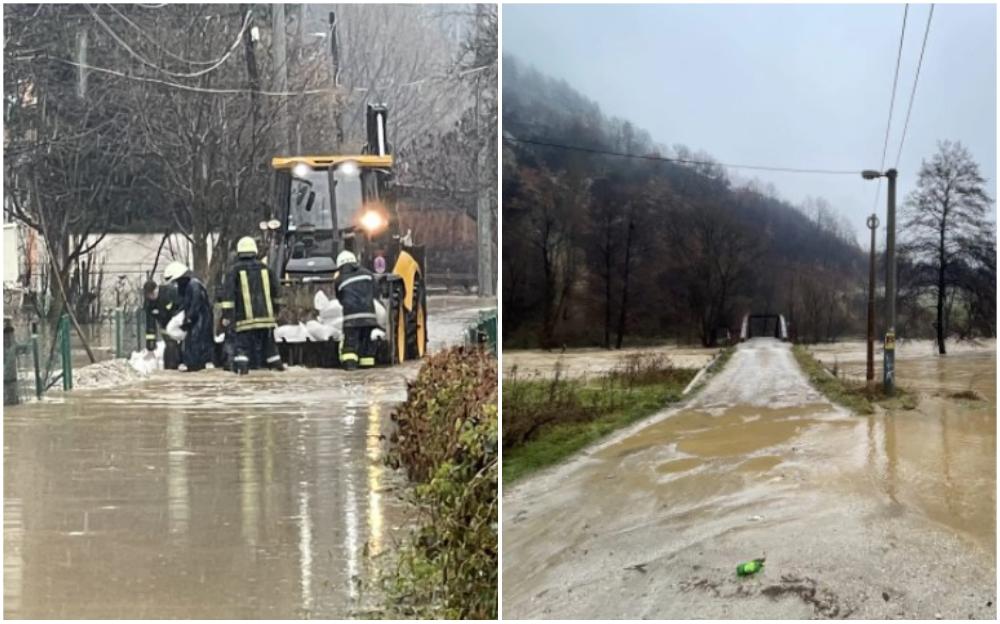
334 250 378 370
220 237 285 375
142 279 181 369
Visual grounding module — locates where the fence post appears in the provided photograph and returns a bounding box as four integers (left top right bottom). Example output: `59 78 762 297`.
115 308 123 358
31 322 41 400
136 306 144 352
4 318 19 406
60 314 72 391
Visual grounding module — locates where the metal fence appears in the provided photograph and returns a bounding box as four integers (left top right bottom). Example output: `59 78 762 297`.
466 309 497 356
3 306 144 405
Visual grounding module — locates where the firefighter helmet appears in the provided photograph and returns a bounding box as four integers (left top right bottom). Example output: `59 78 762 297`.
236 236 258 256
163 261 189 283
336 250 357 268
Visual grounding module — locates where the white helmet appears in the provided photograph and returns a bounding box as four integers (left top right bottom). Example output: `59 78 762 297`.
162 261 189 283
336 250 357 268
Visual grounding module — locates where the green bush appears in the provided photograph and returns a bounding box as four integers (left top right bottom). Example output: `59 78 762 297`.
383 346 498 619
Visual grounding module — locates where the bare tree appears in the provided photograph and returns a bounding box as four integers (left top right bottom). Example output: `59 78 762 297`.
903 140 992 354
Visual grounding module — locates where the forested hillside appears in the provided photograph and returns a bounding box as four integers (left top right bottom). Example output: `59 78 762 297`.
503 55 870 348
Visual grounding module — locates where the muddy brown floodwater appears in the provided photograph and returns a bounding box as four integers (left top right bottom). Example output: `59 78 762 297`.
503 345 717 379
4 297 493 619
503 338 996 619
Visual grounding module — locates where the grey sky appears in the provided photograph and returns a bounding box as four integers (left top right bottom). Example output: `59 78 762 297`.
504 3 996 242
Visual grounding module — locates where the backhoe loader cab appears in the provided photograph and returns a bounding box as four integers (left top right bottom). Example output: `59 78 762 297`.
267 104 427 366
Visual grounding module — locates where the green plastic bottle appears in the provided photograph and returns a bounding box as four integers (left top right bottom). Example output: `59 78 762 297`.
736 558 766 576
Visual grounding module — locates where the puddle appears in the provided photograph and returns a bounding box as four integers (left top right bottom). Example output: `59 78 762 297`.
503 339 996 619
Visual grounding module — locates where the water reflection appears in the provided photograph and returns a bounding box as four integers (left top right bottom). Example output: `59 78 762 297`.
167 413 190 537
367 402 385 558
343 400 361 602
3 371 409 619
861 396 996 552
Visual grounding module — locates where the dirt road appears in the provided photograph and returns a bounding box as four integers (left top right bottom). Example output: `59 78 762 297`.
3 297 493 619
503 338 996 619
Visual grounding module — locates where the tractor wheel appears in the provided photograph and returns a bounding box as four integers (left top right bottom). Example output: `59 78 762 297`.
403 277 428 360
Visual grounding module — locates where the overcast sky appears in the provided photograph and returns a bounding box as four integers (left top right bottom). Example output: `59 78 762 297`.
504 3 996 242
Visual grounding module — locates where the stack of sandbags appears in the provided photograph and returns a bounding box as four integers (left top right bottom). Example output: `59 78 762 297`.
272 289 389 346
274 323 309 343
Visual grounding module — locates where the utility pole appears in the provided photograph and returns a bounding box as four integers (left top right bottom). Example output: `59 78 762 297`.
866 213 879 386
884 168 898 394
473 4 494 298
271 4 290 154
862 167 899 395
329 11 345 150
76 28 88 98
242 6 260 132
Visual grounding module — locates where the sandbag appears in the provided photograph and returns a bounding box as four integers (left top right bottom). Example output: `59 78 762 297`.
274 323 309 343
305 320 337 342
313 290 332 312
318 298 343 323
165 311 187 342
128 341 164 375
314 287 383 328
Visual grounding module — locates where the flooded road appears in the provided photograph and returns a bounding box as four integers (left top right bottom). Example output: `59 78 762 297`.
4 296 492 619
503 338 995 619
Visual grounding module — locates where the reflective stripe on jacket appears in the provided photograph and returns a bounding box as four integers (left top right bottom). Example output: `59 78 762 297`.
334 263 377 328
221 257 281 332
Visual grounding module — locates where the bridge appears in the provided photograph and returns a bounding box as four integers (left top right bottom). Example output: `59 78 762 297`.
739 313 789 341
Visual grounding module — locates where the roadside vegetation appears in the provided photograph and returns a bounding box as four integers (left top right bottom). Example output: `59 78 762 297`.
503 353 698 484
792 345 918 414
381 347 497 619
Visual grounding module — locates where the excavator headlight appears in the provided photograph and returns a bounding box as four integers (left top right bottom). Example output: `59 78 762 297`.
360 209 386 233
292 163 312 179
258 221 269 231
338 160 359 177
267 219 282 231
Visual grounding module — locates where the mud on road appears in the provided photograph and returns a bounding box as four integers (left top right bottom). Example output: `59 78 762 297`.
503 338 996 619
3 296 494 619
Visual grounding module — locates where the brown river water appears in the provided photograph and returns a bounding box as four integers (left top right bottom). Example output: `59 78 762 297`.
4 298 493 619
503 338 996 619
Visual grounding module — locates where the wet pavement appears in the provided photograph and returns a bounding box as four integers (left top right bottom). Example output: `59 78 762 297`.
503 338 996 619
4 296 493 619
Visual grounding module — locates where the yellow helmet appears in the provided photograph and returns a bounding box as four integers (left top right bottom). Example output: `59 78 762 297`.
163 261 189 283
236 236 258 256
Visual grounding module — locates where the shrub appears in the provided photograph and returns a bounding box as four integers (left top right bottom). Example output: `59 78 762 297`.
383 346 498 619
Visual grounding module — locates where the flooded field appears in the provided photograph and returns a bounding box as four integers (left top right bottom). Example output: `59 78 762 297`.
503 338 996 619
4 297 492 619
504 345 717 378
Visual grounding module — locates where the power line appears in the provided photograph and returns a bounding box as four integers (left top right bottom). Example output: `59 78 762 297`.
51 56 340 96
873 4 909 211
504 136 862 176
894 4 934 169
85 3 250 79
105 3 220 66
50 57 493 98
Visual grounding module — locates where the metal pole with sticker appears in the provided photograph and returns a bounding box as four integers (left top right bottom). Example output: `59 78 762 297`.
884 329 896 394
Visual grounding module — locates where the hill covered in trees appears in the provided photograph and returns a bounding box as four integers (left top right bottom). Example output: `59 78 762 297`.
503 55 871 348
